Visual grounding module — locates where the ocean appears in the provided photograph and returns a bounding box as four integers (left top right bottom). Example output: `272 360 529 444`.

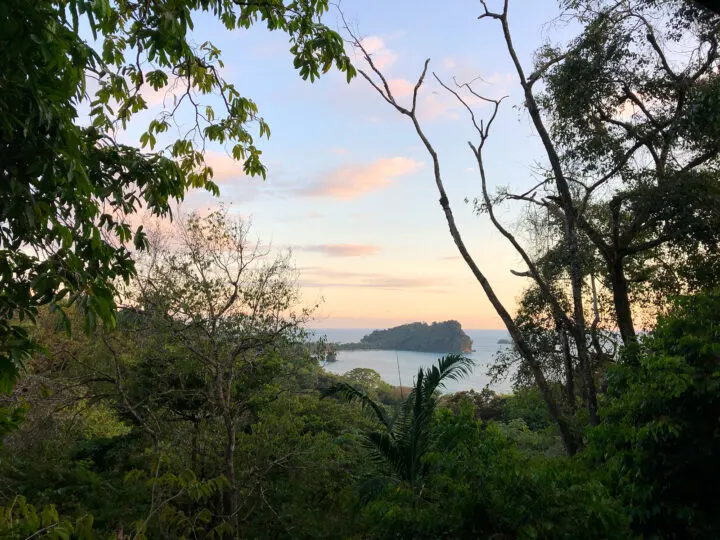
309 328 514 395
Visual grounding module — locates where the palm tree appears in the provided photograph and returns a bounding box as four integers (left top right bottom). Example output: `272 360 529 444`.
323 354 474 492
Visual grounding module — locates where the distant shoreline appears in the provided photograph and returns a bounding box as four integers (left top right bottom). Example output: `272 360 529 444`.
330 320 474 355
331 345 476 354
322 338 515 395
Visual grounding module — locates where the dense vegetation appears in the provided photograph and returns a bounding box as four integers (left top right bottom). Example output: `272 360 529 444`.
7 291 720 538
0 0 354 396
336 320 473 353
2 0 720 539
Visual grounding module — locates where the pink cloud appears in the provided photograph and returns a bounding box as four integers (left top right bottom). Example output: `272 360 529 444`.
298 266 451 291
443 57 457 70
299 157 422 199
138 76 185 109
357 36 397 70
420 92 459 121
299 244 381 257
388 78 414 97
415 70 516 122
202 150 246 182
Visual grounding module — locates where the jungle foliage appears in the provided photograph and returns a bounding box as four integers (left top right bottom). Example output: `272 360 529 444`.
2 0 720 539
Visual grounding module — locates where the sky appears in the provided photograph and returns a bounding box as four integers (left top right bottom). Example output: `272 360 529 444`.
118 0 579 330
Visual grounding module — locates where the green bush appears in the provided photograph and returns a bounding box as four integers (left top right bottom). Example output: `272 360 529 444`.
362 403 631 539
587 291 720 539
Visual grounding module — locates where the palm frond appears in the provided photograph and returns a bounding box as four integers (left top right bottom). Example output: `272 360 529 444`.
423 354 475 395
354 475 395 504
321 382 392 430
326 354 474 491
366 430 407 480
412 367 425 428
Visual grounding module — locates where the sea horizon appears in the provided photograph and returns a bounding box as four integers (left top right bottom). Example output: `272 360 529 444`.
310 328 514 395
307 327 510 344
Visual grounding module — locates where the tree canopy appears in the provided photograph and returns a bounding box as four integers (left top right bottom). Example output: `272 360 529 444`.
0 0 355 393
3 0 720 538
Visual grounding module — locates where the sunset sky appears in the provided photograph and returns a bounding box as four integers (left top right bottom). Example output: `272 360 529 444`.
120 1 578 329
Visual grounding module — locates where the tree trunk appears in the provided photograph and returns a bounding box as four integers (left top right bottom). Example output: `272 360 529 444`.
353 41 582 455
436 193 581 455
191 420 199 473
404 115 581 455
524 351 580 455
496 5 599 427
558 323 577 412
563 218 600 426
608 255 637 346
223 418 239 538
434 194 581 454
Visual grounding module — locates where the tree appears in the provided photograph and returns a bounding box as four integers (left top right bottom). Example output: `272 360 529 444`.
0 0 355 394
347 0 720 453
121 210 316 534
342 368 391 400
323 354 474 492
679 0 720 16
0 496 95 540
538 0 720 344
343 13 585 454
1 211 324 534
587 291 720 538
489 270 617 417
1 298 371 537
360 400 631 540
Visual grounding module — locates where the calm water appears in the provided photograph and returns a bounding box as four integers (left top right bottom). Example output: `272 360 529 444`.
309 329 513 394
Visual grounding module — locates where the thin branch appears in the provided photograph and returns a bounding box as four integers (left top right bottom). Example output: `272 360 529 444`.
644 23 680 81
348 13 580 452
679 146 720 174
622 85 658 126
435 72 576 331
528 52 569 86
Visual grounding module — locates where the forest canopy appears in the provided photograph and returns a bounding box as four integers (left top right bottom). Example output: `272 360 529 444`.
2 0 720 539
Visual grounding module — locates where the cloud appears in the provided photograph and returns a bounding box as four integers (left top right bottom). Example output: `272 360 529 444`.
276 210 326 223
416 71 516 121
349 69 515 122
298 157 422 200
358 36 397 70
443 57 457 70
138 76 185 109
203 151 246 182
299 244 381 257
388 78 415 97
331 147 349 155
420 92 459 121
299 267 451 292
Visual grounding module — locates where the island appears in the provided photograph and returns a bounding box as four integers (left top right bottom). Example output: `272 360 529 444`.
336 321 473 354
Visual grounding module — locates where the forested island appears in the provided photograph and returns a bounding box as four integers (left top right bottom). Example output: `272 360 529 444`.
335 320 473 353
